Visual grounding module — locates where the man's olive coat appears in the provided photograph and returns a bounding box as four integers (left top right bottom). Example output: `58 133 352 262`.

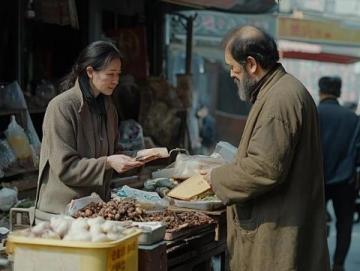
35 81 118 220
211 65 330 271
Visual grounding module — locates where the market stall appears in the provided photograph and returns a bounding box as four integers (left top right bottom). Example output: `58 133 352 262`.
1 143 235 270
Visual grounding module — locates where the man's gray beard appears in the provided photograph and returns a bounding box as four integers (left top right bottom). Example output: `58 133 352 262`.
235 74 257 103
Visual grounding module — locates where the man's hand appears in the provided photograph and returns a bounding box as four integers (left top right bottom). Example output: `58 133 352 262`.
107 154 144 173
200 169 212 186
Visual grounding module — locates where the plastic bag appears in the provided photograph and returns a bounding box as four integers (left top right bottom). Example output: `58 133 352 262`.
173 153 226 179
118 119 145 151
0 187 18 211
213 141 237 163
26 113 41 152
2 81 41 151
30 144 40 168
115 185 169 210
64 193 104 217
2 82 26 109
4 115 32 160
0 139 17 169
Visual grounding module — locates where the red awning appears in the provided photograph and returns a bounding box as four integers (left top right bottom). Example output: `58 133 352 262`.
281 51 360 64
278 40 360 64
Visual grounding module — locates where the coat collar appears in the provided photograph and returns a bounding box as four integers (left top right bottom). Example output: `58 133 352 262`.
319 97 339 105
72 79 85 113
253 64 287 103
72 79 112 118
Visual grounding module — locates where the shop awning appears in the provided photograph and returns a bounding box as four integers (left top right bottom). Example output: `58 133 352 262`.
161 0 276 13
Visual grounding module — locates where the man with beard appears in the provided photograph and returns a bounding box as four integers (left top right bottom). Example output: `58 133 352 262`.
202 26 330 270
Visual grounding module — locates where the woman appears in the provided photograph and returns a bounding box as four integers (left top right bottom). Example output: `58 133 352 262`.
34 41 143 221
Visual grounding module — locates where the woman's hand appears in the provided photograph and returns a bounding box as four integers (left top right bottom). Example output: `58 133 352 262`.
106 154 144 173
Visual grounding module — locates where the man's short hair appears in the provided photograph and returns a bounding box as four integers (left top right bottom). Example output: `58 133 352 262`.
318 76 342 98
224 26 279 70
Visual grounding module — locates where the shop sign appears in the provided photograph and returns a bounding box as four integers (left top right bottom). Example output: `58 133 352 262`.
278 16 360 46
170 11 276 40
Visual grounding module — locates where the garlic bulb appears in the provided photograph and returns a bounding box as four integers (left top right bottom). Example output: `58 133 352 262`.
70 218 89 232
87 217 105 228
101 220 117 233
89 224 103 235
31 222 50 236
50 216 73 238
63 230 91 242
13 213 138 243
91 233 110 242
41 229 61 240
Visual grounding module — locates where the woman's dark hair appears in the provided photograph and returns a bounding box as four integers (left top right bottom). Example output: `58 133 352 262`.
59 40 122 92
224 26 279 70
318 76 342 98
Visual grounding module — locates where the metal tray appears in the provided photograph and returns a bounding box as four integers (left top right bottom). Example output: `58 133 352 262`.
132 222 166 245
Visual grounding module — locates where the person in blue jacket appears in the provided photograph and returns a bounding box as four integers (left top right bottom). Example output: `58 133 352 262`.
317 76 360 271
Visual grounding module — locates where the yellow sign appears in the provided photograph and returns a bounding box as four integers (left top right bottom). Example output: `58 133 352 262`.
278 16 360 46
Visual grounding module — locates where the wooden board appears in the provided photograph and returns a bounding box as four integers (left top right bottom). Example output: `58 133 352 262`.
167 174 211 200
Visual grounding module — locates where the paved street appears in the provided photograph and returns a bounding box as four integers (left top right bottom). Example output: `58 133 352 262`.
327 203 360 271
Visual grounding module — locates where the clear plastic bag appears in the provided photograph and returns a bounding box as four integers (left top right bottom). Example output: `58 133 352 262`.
173 153 226 179
2 81 27 109
64 193 104 217
2 81 41 151
4 115 32 160
115 185 169 210
0 187 18 211
213 141 237 163
0 139 17 169
118 119 145 151
25 113 41 151
30 144 40 168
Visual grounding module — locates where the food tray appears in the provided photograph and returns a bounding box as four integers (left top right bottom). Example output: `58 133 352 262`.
132 222 166 245
173 199 224 211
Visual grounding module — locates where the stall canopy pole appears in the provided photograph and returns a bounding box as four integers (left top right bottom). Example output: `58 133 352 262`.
185 15 194 74
16 0 25 87
173 13 197 74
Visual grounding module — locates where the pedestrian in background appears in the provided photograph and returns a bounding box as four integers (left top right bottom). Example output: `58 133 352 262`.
318 76 360 271
202 25 329 271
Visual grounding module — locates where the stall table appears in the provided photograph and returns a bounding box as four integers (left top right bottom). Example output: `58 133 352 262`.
139 208 227 271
